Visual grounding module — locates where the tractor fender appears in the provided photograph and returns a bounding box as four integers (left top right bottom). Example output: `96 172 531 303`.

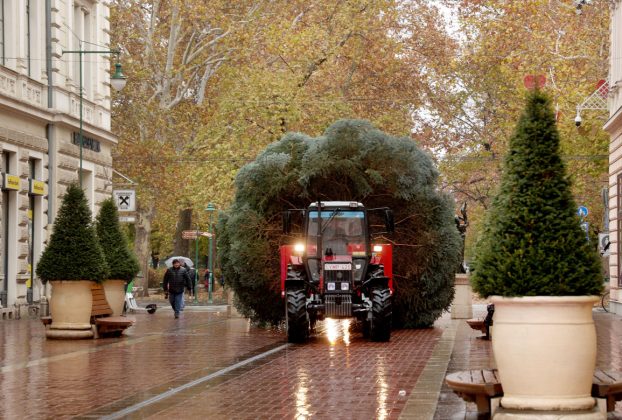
362 275 390 290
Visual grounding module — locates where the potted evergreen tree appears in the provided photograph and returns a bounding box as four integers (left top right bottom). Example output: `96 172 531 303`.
37 184 109 339
471 91 603 412
96 198 140 316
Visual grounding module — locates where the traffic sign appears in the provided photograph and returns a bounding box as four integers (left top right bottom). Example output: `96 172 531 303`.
577 206 588 218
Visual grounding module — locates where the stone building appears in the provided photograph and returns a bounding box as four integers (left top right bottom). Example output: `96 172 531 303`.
607 0 622 313
0 1 117 317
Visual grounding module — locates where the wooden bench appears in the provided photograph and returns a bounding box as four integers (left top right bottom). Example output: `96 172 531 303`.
466 304 494 340
446 368 622 415
445 369 503 413
592 370 622 412
41 284 134 338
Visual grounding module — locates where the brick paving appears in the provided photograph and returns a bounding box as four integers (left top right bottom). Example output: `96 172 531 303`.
2 304 622 419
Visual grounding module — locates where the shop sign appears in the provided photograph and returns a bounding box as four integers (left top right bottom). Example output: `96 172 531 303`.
2 173 20 190
29 179 46 196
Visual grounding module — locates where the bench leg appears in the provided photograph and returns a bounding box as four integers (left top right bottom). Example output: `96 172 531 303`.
475 394 491 413
607 396 616 412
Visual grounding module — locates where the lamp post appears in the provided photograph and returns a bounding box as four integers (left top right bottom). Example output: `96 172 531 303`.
206 203 216 303
62 42 127 188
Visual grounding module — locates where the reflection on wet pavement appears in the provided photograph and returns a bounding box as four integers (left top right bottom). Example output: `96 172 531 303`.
2 307 452 419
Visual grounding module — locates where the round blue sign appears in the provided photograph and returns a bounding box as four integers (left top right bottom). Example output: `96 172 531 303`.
577 206 589 218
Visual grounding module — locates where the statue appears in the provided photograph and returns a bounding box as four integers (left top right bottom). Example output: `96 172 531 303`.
455 202 468 273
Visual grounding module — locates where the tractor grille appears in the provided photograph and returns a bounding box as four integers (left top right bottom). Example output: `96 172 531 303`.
325 294 352 318
324 269 352 283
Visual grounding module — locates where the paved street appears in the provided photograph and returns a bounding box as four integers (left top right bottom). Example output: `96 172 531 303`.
1 305 622 419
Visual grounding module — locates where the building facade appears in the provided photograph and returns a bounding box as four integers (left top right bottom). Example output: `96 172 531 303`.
0 0 117 316
607 0 622 313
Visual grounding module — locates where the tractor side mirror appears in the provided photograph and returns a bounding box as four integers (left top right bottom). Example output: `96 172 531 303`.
283 210 292 234
384 209 395 233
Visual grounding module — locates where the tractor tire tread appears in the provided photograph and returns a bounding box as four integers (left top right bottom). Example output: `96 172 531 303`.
370 288 392 342
286 289 309 343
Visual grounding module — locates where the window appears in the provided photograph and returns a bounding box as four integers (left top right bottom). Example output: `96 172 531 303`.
73 3 92 98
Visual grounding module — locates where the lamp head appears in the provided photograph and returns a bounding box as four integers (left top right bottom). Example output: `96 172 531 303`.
110 62 127 91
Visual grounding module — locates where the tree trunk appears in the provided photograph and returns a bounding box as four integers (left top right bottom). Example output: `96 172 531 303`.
135 201 155 297
173 208 193 256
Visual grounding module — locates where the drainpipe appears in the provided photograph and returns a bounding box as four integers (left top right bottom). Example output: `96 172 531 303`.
42 0 53 311
45 0 54 223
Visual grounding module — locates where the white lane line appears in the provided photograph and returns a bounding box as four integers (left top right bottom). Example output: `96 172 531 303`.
100 343 291 420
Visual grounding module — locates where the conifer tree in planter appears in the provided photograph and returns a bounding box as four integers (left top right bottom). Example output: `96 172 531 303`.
471 91 603 412
37 184 109 339
96 198 140 316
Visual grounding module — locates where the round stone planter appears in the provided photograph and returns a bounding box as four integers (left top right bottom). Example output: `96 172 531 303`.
103 279 126 316
491 295 599 411
47 280 94 339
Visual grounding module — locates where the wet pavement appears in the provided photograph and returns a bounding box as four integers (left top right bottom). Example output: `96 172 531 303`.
1 304 622 419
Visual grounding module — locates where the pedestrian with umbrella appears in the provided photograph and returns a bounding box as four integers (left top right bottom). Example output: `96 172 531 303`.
162 259 192 318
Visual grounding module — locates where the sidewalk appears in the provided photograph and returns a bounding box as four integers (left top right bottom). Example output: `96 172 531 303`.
431 305 622 419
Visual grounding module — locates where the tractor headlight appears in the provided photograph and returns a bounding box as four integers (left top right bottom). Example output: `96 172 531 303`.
294 243 305 254
373 245 383 253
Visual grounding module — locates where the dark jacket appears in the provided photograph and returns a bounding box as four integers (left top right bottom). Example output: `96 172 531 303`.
163 267 192 294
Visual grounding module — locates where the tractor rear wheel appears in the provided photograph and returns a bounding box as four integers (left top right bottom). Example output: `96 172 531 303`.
286 289 309 343
370 288 392 342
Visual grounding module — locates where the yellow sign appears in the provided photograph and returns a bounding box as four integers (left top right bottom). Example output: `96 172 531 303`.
2 173 20 190
29 179 46 196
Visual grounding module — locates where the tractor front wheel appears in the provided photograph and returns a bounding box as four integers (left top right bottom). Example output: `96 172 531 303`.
286 289 309 343
370 288 392 342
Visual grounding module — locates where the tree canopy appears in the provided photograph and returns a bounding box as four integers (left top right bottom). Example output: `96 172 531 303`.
471 91 603 297
96 199 141 281
37 185 109 283
221 119 461 327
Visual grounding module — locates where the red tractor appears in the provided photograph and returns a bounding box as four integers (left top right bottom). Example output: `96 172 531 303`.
281 201 395 342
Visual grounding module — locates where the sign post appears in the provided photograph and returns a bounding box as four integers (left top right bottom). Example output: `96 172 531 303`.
578 206 589 242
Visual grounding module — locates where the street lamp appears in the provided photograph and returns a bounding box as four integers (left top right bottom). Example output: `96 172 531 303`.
206 203 216 303
62 43 127 187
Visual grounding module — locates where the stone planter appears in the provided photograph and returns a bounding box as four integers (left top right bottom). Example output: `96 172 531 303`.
103 279 126 316
491 295 598 411
451 273 473 319
47 280 94 339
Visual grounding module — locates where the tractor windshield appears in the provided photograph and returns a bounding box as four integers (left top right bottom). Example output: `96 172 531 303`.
306 210 366 257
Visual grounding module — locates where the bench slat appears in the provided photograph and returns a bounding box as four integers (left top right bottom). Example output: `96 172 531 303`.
448 368 622 414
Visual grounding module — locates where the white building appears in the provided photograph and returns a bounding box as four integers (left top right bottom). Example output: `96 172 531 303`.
0 1 118 317
606 0 622 313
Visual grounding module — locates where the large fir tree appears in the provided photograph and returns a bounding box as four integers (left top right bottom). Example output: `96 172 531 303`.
37 184 109 282
471 91 603 297
220 119 461 327
95 198 140 281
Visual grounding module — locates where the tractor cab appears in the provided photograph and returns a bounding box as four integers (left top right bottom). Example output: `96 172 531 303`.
281 201 395 343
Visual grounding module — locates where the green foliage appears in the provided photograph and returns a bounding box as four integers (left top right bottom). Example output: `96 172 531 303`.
221 119 462 327
95 199 140 281
37 184 109 283
471 92 603 297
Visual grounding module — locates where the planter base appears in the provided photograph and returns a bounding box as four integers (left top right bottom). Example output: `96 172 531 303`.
46 328 94 339
494 404 604 419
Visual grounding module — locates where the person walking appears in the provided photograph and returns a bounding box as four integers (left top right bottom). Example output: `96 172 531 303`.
183 262 196 298
163 259 192 318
